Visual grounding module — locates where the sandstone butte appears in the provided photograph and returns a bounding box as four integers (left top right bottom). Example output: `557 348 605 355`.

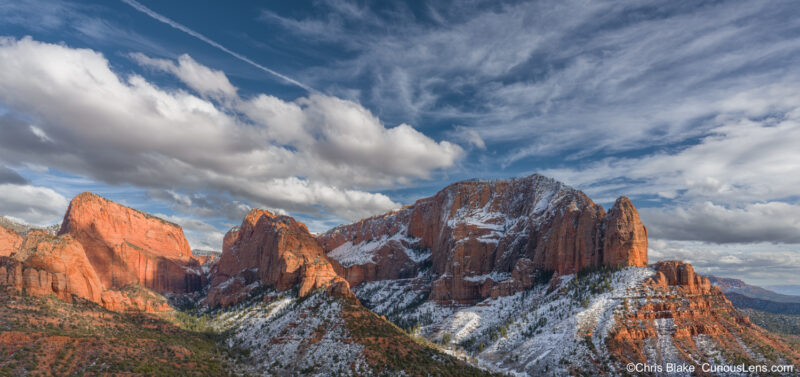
205 209 352 307
0 192 204 312
608 260 800 366
318 174 649 304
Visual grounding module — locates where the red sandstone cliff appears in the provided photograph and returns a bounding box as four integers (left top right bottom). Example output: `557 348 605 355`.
318 174 648 303
206 209 351 307
59 193 203 294
0 193 200 312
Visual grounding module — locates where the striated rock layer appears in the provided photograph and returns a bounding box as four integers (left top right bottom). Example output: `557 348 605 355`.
0 193 201 312
319 174 648 304
206 209 352 307
608 260 800 369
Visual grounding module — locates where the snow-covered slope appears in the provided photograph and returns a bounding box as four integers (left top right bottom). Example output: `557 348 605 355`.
207 288 370 376
356 267 654 375
201 286 496 377
354 265 800 376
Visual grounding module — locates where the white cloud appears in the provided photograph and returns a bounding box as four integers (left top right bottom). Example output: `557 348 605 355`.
132 53 237 99
0 37 463 220
533 104 800 246
154 212 225 251
0 183 68 225
120 0 312 91
268 0 800 167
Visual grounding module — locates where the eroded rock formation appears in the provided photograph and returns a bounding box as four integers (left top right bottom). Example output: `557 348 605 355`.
608 260 800 368
59 193 203 293
319 174 648 303
0 193 201 312
206 209 352 307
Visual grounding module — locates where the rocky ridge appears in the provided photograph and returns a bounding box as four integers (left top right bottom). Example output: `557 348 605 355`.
607 261 800 373
0 193 204 311
205 209 352 307
319 174 648 304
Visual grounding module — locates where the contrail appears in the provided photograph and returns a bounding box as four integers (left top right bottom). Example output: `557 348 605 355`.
120 0 314 92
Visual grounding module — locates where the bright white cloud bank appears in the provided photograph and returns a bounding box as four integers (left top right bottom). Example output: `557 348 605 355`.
0 183 68 225
0 37 463 221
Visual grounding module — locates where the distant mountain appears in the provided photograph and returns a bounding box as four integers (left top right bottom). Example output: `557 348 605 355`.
725 292 800 315
738 307 800 335
192 248 222 257
708 275 800 303
767 284 800 296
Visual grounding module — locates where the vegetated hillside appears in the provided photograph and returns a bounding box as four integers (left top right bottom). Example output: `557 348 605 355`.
738 307 800 335
195 286 496 377
709 275 800 304
0 285 232 376
726 292 800 315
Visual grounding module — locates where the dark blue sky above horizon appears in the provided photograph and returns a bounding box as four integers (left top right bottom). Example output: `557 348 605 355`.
2 0 800 285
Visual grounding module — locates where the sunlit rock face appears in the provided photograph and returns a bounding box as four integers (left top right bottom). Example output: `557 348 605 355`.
0 192 201 312
319 174 648 304
59 192 203 294
206 209 352 307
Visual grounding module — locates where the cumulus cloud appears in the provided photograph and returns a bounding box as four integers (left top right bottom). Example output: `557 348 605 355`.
153 212 226 251
147 190 252 222
0 183 69 225
0 37 463 221
132 53 237 99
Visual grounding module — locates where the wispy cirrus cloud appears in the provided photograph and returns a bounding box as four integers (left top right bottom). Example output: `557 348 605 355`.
120 0 313 91
263 0 800 164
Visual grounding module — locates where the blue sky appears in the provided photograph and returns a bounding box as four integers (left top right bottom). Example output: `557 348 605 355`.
1 0 800 286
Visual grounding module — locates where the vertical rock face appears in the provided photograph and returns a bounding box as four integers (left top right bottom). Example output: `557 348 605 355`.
206 209 351 307
0 192 200 312
602 197 648 268
319 174 648 303
59 192 203 294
